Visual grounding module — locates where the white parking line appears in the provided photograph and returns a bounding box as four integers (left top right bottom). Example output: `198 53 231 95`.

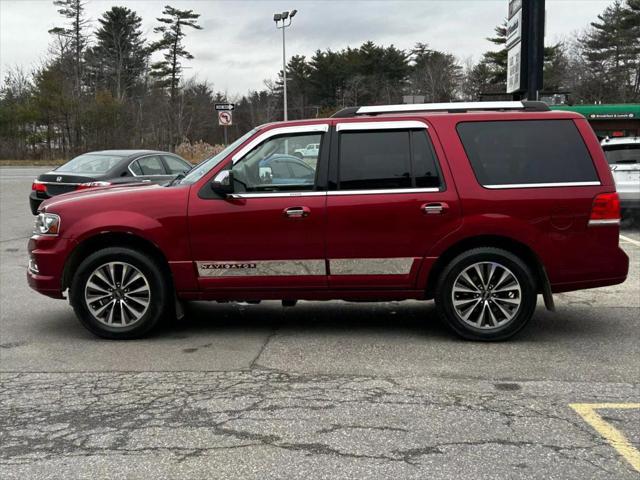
620 235 640 247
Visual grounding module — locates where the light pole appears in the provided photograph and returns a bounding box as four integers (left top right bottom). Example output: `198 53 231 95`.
273 9 297 121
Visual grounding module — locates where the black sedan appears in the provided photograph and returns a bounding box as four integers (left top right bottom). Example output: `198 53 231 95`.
30 150 192 214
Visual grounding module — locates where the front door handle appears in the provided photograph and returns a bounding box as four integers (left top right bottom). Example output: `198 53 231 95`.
421 202 449 214
283 206 311 218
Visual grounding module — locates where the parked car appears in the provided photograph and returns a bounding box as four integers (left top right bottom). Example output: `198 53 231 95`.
28 101 629 341
258 154 316 185
29 150 192 215
601 137 639 216
293 143 320 158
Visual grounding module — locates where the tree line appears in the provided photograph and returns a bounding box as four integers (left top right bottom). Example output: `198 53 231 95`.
0 0 638 160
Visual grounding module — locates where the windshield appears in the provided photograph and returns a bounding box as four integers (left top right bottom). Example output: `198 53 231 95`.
56 153 124 174
180 128 259 184
603 144 640 164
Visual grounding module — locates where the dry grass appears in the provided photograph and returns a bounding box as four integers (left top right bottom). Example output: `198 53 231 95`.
175 140 225 163
0 159 65 167
1 141 225 166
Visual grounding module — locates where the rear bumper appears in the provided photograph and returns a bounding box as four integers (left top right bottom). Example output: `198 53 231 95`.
617 187 640 209
27 235 74 299
29 192 46 215
620 197 640 209
550 246 629 293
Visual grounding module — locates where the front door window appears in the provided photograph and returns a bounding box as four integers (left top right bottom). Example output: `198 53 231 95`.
231 133 322 193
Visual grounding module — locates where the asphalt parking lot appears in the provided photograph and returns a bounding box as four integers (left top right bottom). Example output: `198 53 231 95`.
1 167 639 479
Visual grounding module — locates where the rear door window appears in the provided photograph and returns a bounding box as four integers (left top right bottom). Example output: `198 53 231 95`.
337 130 442 190
457 120 599 187
163 155 192 174
135 156 167 176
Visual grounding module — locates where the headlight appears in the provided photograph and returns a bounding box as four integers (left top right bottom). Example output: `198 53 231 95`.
34 213 61 235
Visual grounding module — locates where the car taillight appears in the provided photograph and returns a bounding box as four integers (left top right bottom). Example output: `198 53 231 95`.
589 192 620 226
76 181 111 190
31 180 46 192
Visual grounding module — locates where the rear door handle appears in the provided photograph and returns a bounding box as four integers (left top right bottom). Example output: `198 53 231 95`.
283 206 311 218
421 202 449 214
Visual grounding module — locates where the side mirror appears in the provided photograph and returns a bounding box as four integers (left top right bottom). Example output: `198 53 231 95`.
210 170 234 196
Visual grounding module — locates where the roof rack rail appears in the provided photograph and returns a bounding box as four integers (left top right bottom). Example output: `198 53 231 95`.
331 101 550 118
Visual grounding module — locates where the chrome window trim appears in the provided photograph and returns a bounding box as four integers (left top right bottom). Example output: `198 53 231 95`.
230 191 326 199
336 121 427 132
232 124 329 164
588 219 621 226
127 154 170 177
227 187 440 198
328 187 440 196
484 181 601 189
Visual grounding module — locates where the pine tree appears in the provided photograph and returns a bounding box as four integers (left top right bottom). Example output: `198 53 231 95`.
87 6 148 101
582 0 640 102
150 6 202 102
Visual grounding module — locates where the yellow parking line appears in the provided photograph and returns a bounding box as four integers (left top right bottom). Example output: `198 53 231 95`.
620 235 640 247
570 403 640 472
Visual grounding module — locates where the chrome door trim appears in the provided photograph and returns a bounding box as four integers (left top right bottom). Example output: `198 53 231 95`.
328 187 440 196
197 260 326 277
232 124 329 164
336 121 428 132
484 181 601 189
35 181 80 186
329 258 415 275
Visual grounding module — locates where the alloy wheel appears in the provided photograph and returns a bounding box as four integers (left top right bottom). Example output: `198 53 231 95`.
84 262 151 328
451 261 522 330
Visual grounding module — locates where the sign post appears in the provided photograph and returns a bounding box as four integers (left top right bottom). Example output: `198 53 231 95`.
215 103 234 145
506 0 545 100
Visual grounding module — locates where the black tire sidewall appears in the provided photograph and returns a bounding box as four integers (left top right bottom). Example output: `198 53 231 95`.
435 248 537 341
70 247 168 339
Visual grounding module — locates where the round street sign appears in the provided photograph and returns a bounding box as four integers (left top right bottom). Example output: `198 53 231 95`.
218 111 232 126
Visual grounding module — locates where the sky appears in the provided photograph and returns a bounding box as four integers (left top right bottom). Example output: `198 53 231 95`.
0 0 613 95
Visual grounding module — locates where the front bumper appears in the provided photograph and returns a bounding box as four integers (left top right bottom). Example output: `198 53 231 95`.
27 235 74 299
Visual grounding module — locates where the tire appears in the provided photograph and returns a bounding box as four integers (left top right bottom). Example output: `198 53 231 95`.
70 247 172 339
434 247 537 341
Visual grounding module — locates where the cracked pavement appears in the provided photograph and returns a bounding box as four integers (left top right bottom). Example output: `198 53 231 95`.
2 168 639 479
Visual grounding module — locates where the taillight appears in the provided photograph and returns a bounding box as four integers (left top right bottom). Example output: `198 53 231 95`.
76 181 111 190
31 180 46 192
589 192 620 226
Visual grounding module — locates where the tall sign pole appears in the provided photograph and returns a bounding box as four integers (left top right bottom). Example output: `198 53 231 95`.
273 10 297 122
506 0 545 100
282 24 287 121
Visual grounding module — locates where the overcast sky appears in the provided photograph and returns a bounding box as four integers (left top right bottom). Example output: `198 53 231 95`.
1 0 612 95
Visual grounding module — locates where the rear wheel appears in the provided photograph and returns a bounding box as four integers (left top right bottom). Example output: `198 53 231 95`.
70 247 171 339
435 247 537 341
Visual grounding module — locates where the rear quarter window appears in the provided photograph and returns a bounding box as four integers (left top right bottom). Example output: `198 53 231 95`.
456 120 599 187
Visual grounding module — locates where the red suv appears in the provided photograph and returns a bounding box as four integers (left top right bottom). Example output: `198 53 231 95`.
27 101 629 341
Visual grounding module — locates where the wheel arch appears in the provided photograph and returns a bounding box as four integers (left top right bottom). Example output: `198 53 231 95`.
62 231 173 292
424 235 553 308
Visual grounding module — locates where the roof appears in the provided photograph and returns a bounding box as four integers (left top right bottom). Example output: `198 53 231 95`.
88 150 166 157
550 104 640 120
601 136 640 146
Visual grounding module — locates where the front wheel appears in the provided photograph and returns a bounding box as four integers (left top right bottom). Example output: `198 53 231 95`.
70 247 171 339
435 247 537 341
